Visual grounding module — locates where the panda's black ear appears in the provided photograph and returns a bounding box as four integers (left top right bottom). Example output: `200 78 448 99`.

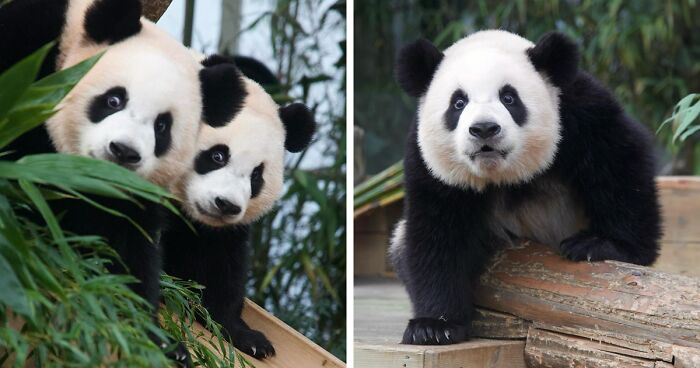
84 0 142 44
199 54 248 127
527 32 579 87
279 103 316 153
396 38 444 97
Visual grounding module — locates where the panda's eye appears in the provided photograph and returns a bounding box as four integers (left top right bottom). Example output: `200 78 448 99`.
454 99 466 110
106 95 123 109
211 151 226 164
501 93 515 105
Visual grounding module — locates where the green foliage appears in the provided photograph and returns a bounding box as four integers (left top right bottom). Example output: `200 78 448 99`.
239 0 347 360
355 0 700 175
0 46 248 367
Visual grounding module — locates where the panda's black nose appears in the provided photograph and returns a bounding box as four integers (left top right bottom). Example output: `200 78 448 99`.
469 122 501 139
109 142 141 164
214 197 242 216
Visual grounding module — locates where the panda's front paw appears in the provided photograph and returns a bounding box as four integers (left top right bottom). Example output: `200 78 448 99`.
234 328 275 359
559 231 633 263
401 317 469 345
164 341 192 367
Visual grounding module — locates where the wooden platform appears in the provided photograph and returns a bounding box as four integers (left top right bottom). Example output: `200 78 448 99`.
354 277 526 368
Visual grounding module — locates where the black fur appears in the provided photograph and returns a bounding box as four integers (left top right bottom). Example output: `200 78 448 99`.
250 163 265 199
88 86 128 123
161 215 275 359
443 89 467 131
394 34 660 345
527 32 579 87
200 54 248 127
0 2 190 363
0 0 68 77
499 84 527 126
233 55 279 86
154 112 173 157
194 144 229 175
396 38 444 97
84 0 142 44
279 103 316 153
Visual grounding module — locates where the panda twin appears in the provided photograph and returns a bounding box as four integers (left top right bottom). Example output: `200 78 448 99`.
0 0 316 364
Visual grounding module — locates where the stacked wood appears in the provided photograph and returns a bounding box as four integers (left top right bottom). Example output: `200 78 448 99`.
474 240 700 367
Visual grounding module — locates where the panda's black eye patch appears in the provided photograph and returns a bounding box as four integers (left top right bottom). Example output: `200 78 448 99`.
154 112 173 157
89 87 127 123
444 89 468 131
195 144 229 174
250 163 265 199
499 84 528 126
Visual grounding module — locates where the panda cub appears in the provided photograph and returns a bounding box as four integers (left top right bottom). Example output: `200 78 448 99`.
391 30 661 345
0 0 243 362
162 55 315 359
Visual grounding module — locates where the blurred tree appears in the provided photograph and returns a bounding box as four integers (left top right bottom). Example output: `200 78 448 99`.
219 0 242 54
355 0 700 175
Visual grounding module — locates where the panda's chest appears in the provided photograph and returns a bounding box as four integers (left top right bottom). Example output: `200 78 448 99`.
490 177 588 247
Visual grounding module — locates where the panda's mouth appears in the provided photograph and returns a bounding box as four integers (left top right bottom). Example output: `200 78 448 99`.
469 145 509 160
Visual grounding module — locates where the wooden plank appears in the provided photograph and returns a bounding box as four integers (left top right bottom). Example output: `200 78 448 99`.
525 327 657 368
355 340 526 368
240 299 345 368
183 298 345 367
471 309 530 339
672 346 700 368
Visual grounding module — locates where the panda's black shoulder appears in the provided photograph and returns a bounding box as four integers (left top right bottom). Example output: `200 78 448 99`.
0 0 69 77
553 71 655 172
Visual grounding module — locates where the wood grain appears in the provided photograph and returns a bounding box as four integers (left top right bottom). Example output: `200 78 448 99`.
142 0 173 22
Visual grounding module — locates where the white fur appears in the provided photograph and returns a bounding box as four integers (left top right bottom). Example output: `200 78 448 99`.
173 78 286 227
47 1 202 187
417 30 561 191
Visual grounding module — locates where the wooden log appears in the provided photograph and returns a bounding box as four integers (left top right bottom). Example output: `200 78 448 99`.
474 240 700 366
142 0 173 22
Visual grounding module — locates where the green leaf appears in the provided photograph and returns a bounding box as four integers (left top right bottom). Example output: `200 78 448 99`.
0 252 31 317
0 42 53 118
0 52 103 149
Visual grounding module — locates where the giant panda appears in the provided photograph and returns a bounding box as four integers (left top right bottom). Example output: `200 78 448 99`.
161 55 315 359
0 0 244 363
390 30 661 345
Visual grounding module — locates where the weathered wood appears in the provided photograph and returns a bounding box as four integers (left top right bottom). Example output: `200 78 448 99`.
142 0 173 22
471 309 530 339
525 327 657 368
355 340 526 368
239 299 346 368
474 240 700 367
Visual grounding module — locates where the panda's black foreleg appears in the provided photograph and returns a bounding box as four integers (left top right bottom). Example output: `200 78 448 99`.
397 188 498 345
165 224 275 359
557 114 661 266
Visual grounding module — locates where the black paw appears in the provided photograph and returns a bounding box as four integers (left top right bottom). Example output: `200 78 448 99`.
234 328 275 359
560 231 634 263
164 342 192 367
401 317 469 345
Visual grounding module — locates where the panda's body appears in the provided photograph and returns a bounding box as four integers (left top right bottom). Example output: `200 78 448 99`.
391 30 660 345
162 56 315 359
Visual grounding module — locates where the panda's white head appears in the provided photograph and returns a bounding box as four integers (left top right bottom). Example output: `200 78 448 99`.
45 0 244 186
171 56 316 227
397 30 579 190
